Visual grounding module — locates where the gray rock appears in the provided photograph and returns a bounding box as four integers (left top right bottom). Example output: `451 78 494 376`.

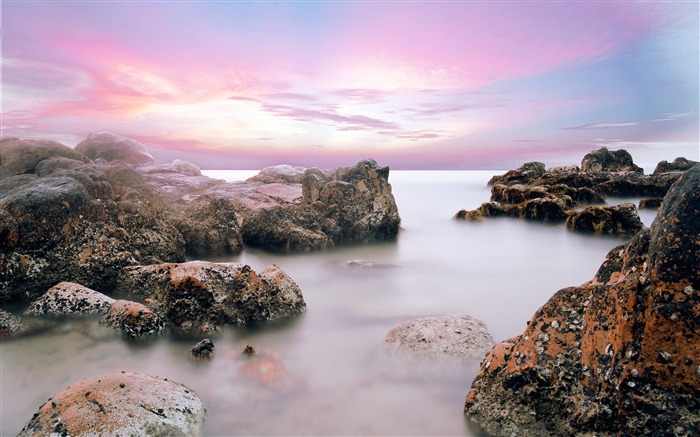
75 132 155 165
385 315 494 359
0 137 87 179
581 147 643 173
247 164 307 184
191 338 215 359
19 371 206 436
653 157 698 175
24 282 115 316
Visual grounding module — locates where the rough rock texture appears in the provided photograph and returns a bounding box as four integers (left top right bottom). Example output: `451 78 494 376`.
581 147 643 173
242 159 401 253
385 315 494 359
171 196 243 256
24 282 115 316
464 166 700 436
246 164 307 184
100 300 165 338
0 138 88 178
565 202 645 235
19 371 206 436
639 198 664 209
191 339 215 359
488 162 546 186
653 157 698 175
0 309 27 338
75 132 155 164
116 261 306 332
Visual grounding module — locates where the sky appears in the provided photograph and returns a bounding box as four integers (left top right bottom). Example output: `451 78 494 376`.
2 1 698 170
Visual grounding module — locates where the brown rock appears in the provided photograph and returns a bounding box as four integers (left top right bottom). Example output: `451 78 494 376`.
100 300 165 338
565 202 644 235
0 138 87 179
580 147 643 173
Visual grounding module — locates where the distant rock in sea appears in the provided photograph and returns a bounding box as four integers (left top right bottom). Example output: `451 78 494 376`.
464 165 700 436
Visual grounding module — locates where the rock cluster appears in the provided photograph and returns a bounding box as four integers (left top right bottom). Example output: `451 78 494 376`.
19 371 206 436
464 166 700 436
455 147 695 235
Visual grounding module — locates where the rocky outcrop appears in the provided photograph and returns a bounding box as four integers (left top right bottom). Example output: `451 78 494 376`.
565 202 644 235
0 309 27 338
653 157 698 175
100 300 165 338
488 162 546 186
581 147 643 173
75 132 155 165
464 166 700 436
24 282 115 316
19 371 206 436
115 261 306 332
385 315 494 359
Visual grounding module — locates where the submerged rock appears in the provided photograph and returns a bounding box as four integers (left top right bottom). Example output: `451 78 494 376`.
338 259 400 269
100 300 165 338
464 166 700 436
24 282 115 316
116 261 306 331
0 309 27 338
19 371 206 436
191 338 215 359
385 315 494 359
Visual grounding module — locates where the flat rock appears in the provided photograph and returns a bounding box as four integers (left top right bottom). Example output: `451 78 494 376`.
24 282 115 316
385 315 494 359
19 371 206 436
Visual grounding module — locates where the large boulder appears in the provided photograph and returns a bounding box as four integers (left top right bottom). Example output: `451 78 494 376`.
464 166 700 436
385 315 494 359
116 261 306 331
24 282 115 316
75 132 155 165
0 138 87 179
581 147 643 173
565 202 644 235
19 371 206 436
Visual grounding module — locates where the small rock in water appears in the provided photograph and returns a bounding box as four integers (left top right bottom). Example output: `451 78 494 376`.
338 259 400 269
242 344 256 356
191 339 215 359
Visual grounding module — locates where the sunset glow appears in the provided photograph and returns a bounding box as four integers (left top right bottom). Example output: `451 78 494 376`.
2 1 698 169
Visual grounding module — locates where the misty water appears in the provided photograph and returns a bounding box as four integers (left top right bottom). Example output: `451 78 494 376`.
0 170 658 436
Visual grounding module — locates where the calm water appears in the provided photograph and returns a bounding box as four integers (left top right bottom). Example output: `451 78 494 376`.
0 170 656 436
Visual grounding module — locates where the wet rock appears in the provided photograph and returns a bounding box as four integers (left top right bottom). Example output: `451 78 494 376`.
242 344 256 356
565 202 644 235
580 147 643 173
0 138 88 179
465 166 700 436
239 354 301 390
488 162 546 186
247 164 307 184
116 261 306 331
172 196 243 257
241 205 333 253
100 300 165 338
18 371 206 436
24 282 115 316
639 198 663 209
191 339 215 359
0 309 27 338
653 157 698 175
385 315 494 359
454 202 506 221
75 132 155 165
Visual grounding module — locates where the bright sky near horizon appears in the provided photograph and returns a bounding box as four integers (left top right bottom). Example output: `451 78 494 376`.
2 1 698 169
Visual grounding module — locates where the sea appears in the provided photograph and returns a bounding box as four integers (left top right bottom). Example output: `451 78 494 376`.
0 169 659 436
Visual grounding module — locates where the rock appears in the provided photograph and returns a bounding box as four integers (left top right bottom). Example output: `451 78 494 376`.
464 166 700 436
100 300 165 338
580 147 643 173
653 157 698 175
18 371 206 436
565 202 644 235
115 261 306 331
74 132 155 165
190 339 215 359
24 282 115 316
338 259 400 269
488 162 546 186
0 309 27 338
241 205 333 253
639 198 663 209
172 196 243 257
172 159 202 176
247 164 307 184
242 344 256 356
0 138 88 179
385 315 494 359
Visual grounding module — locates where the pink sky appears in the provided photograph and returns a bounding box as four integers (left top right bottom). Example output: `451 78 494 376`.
2 1 698 169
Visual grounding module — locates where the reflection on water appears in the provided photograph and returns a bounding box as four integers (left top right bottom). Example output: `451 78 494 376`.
0 170 652 436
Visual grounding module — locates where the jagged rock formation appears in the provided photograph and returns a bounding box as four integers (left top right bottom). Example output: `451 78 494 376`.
464 166 700 436
19 371 206 436
115 261 306 332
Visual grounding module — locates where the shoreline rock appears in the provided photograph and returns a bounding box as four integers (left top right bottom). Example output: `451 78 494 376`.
24 282 115 316
464 165 700 436
19 371 206 436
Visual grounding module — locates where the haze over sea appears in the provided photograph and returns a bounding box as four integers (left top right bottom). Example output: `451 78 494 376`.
1 169 658 436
